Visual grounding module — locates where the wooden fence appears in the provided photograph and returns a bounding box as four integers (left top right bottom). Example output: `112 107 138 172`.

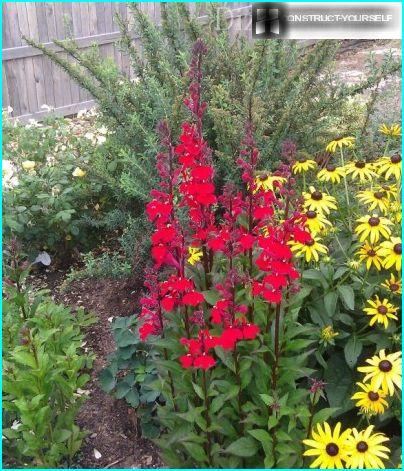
2 2 252 121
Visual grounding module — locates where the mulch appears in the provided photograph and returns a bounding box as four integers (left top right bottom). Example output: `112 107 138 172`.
30 269 165 469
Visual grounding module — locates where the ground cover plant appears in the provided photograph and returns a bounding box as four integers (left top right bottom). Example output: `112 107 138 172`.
119 40 402 468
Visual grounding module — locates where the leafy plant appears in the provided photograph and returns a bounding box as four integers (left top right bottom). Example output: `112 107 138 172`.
99 315 161 439
2 239 96 467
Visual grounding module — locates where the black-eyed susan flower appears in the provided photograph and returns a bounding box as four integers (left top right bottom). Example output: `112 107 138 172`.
303 186 337 215
188 246 203 265
290 236 328 262
351 382 388 415
292 158 317 174
304 210 332 235
253 174 286 193
358 349 402 396
379 237 402 271
356 189 390 213
356 242 383 270
379 123 401 138
377 153 402 180
344 161 378 182
326 136 355 153
355 215 393 244
345 426 390 469
381 273 402 295
317 164 346 184
363 296 398 329
303 421 351 469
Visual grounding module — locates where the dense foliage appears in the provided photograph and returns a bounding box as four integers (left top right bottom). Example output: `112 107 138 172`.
2 239 96 467
22 4 400 274
120 41 401 468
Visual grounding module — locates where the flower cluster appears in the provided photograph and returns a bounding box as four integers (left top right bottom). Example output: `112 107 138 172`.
138 40 310 371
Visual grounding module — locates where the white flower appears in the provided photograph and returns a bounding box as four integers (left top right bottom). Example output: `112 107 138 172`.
40 104 53 112
96 135 106 145
7 106 13 114
77 109 88 118
2 160 18 188
84 132 95 142
97 126 108 135
11 420 22 430
25 119 42 128
94 449 102 460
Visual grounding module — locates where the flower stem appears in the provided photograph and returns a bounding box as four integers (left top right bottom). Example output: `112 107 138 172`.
202 369 213 467
339 147 352 230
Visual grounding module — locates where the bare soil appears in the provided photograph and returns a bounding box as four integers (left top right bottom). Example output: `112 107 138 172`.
31 270 165 469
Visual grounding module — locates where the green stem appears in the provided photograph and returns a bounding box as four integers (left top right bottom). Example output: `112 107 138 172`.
202 369 213 467
339 147 352 230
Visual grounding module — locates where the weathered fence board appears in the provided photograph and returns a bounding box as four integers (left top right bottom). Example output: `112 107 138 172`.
2 2 252 121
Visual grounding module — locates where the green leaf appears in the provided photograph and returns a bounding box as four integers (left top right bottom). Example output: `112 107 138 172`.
302 269 328 288
333 267 348 280
344 336 363 369
192 382 205 400
248 429 272 444
324 354 354 413
202 289 220 306
225 437 258 457
312 407 340 426
98 368 116 393
337 285 355 310
125 388 140 408
182 442 208 463
116 380 131 399
324 291 338 317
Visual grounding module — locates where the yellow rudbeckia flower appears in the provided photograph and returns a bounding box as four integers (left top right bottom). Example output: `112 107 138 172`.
356 189 390 213
379 237 402 271
355 215 393 244
289 236 328 262
326 136 355 153
303 422 351 469
351 382 388 415
358 349 402 396
317 164 346 184
356 242 383 271
304 210 332 235
363 295 398 329
292 158 317 174
344 161 378 182
253 174 286 193
345 426 390 469
376 154 402 180
381 273 402 295
379 123 401 138
303 186 337 215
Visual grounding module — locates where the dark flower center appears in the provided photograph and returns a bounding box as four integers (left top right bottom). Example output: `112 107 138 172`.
368 217 380 227
379 360 392 372
355 161 366 169
368 391 380 401
367 249 376 257
306 239 315 247
390 283 399 292
306 210 317 219
326 164 336 172
311 191 323 201
374 191 384 199
326 443 339 457
394 243 402 255
391 153 402 164
298 158 308 164
356 441 369 453
377 305 388 315
259 174 268 181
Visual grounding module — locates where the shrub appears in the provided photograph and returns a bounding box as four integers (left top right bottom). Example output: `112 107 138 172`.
24 5 401 207
2 239 96 467
122 41 401 468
